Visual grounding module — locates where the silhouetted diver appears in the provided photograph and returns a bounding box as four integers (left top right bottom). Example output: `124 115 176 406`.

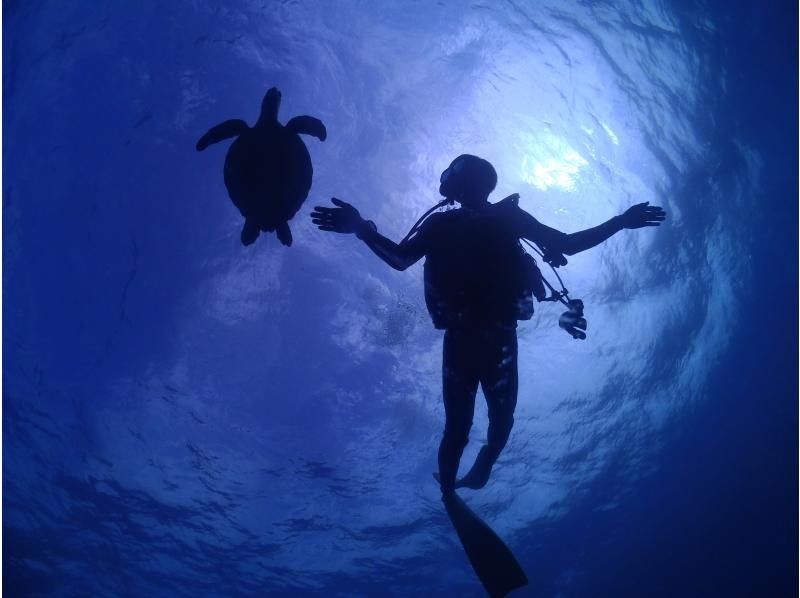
312 155 664 595
197 87 327 246
312 154 664 494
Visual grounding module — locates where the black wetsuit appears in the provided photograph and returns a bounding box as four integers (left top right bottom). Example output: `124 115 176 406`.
403 200 567 493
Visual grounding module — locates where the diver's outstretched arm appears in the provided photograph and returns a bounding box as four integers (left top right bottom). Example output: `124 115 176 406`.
310 198 424 271
359 225 424 271
560 216 624 255
561 202 666 255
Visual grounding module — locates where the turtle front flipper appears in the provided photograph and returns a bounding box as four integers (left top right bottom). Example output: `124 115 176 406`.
241 219 260 246
285 116 327 141
196 119 249 151
276 221 293 247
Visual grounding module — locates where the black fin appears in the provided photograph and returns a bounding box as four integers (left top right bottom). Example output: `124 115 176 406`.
442 492 528 596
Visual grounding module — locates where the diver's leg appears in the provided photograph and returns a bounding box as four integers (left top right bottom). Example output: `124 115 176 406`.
484 328 518 461
437 328 480 495
458 328 518 489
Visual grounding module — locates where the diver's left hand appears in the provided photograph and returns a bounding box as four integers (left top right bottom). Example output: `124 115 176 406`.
543 250 568 268
619 202 666 229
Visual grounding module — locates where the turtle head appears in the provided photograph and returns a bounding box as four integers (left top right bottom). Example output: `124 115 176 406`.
257 87 282 127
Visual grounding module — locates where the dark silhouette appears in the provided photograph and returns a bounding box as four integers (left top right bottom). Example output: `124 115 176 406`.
442 493 528 596
312 154 665 493
197 87 327 246
311 154 665 594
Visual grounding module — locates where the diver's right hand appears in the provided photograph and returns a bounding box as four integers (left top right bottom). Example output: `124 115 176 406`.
310 198 364 234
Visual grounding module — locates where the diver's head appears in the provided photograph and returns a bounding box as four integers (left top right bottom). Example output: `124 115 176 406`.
439 154 497 207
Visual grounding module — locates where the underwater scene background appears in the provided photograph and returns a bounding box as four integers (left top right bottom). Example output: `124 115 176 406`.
4 0 797 596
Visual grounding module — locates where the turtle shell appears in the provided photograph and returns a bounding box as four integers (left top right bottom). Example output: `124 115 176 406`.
223 125 312 232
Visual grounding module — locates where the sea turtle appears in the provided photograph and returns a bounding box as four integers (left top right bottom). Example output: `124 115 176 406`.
196 87 327 246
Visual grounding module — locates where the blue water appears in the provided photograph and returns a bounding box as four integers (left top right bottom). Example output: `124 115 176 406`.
4 1 797 596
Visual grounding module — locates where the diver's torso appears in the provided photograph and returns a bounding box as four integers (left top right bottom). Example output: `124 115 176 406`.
423 205 526 329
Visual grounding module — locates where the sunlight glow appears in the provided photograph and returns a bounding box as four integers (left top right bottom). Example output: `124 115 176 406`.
519 130 589 191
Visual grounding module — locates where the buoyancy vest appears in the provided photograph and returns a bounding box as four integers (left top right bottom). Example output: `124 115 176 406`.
421 202 547 329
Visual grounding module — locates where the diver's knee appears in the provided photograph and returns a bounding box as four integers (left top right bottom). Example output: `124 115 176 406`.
489 409 515 429
443 429 470 448
442 422 471 448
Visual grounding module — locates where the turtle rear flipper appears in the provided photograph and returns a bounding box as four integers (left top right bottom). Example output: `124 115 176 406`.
241 219 260 246
286 116 327 141
276 221 293 247
196 119 249 151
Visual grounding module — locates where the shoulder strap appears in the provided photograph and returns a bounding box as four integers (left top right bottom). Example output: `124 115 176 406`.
401 199 451 244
